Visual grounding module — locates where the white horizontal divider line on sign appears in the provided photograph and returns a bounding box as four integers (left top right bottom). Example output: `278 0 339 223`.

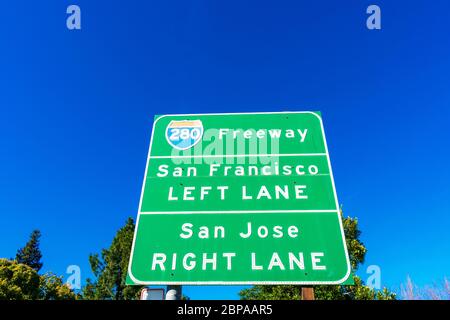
148 153 327 159
139 209 339 215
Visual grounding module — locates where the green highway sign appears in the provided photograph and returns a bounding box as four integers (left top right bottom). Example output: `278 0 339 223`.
127 111 350 285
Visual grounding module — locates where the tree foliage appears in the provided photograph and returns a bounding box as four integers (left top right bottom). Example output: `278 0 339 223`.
82 218 142 300
239 212 396 300
0 259 76 300
15 230 43 272
0 259 40 299
40 273 78 300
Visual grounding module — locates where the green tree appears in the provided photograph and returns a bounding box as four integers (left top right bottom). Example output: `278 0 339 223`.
82 218 142 300
0 259 76 300
15 230 43 272
0 259 40 299
239 212 396 300
40 273 79 300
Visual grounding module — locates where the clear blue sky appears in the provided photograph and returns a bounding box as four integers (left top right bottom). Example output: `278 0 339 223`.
1 1 449 299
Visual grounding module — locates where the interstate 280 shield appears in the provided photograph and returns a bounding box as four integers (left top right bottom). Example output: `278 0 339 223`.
165 120 204 150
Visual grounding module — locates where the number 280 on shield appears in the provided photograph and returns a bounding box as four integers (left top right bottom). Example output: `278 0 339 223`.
165 120 204 150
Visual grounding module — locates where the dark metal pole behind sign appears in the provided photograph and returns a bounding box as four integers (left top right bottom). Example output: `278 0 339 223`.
166 285 182 300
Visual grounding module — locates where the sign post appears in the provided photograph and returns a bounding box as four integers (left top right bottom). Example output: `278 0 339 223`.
301 287 315 300
165 285 182 300
127 111 350 286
